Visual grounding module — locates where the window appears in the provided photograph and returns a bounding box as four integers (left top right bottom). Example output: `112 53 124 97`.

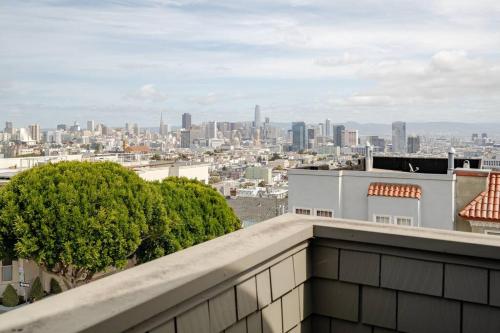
396 217 413 226
316 210 333 218
295 208 311 215
1 258 12 282
374 215 391 224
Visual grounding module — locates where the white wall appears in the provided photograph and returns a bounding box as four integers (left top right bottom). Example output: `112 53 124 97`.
137 168 171 181
288 169 455 230
288 170 342 217
171 164 209 184
368 197 420 226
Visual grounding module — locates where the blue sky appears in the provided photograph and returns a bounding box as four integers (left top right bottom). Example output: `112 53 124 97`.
1 0 500 127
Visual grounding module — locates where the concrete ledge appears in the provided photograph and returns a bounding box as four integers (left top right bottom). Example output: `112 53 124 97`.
0 215 312 333
2 214 500 333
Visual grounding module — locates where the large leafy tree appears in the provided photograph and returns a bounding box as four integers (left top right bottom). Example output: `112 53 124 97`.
136 177 241 263
0 161 168 288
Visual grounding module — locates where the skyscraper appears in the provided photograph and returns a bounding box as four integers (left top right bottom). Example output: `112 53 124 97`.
325 119 332 137
28 124 41 142
181 130 191 148
4 122 13 134
345 129 359 147
392 121 407 153
159 113 168 136
182 113 192 130
207 121 217 139
254 105 261 128
333 125 345 147
407 135 421 154
292 122 306 152
87 120 95 132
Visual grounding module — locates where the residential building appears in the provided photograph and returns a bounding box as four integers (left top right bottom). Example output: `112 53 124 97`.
244 166 273 184
287 153 489 231
392 121 407 153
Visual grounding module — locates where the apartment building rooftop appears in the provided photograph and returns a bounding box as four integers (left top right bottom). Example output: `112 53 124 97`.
2 214 500 333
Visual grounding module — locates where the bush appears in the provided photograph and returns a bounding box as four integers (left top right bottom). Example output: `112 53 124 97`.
28 277 44 301
50 278 62 294
2 285 19 307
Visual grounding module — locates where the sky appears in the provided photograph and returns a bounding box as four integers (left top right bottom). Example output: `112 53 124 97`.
1 0 500 127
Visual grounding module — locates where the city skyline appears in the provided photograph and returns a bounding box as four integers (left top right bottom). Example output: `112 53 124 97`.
1 1 500 126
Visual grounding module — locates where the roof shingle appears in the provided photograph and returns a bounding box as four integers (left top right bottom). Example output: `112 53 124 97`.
459 173 500 222
368 183 422 200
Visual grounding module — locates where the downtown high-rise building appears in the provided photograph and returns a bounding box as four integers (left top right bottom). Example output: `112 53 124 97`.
180 130 191 148
159 113 168 136
392 121 407 153
292 122 306 152
57 124 67 131
182 113 192 130
325 119 332 137
87 120 95 132
407 135 421 154
28 124 41 142
254 105 261 128
4 122 13 134
206 121 217 139
333 125 345 147
345 129 359 147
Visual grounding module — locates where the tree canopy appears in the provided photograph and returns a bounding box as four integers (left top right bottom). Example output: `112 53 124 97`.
0 161 167 287
0 161 240 288
135 177 241 263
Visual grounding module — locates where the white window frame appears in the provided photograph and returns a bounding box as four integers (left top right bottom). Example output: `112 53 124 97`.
294 207 312 216
315 209 334 218
395 216 413 227
485 230 500 236
373 214 392 224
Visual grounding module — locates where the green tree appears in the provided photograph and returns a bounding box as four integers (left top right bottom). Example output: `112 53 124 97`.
2 285 19 307
28 277 44 301
136 177 241 263
0 161 168 288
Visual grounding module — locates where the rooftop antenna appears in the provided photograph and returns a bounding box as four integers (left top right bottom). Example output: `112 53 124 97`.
409 163 419 173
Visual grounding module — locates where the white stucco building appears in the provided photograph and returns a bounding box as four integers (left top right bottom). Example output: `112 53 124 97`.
135 163 209 184
288 168 455 229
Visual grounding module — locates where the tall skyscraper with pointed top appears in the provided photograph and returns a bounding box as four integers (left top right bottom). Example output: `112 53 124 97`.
159 112 168 136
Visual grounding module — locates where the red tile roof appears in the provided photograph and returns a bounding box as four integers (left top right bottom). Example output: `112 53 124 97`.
368 183 422 199
459 173 500 222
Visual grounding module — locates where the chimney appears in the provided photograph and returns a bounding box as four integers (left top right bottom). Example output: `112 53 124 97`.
448 147 455 174
365 142 373 171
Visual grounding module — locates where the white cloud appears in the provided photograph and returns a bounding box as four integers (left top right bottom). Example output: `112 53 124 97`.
126 84 168 102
